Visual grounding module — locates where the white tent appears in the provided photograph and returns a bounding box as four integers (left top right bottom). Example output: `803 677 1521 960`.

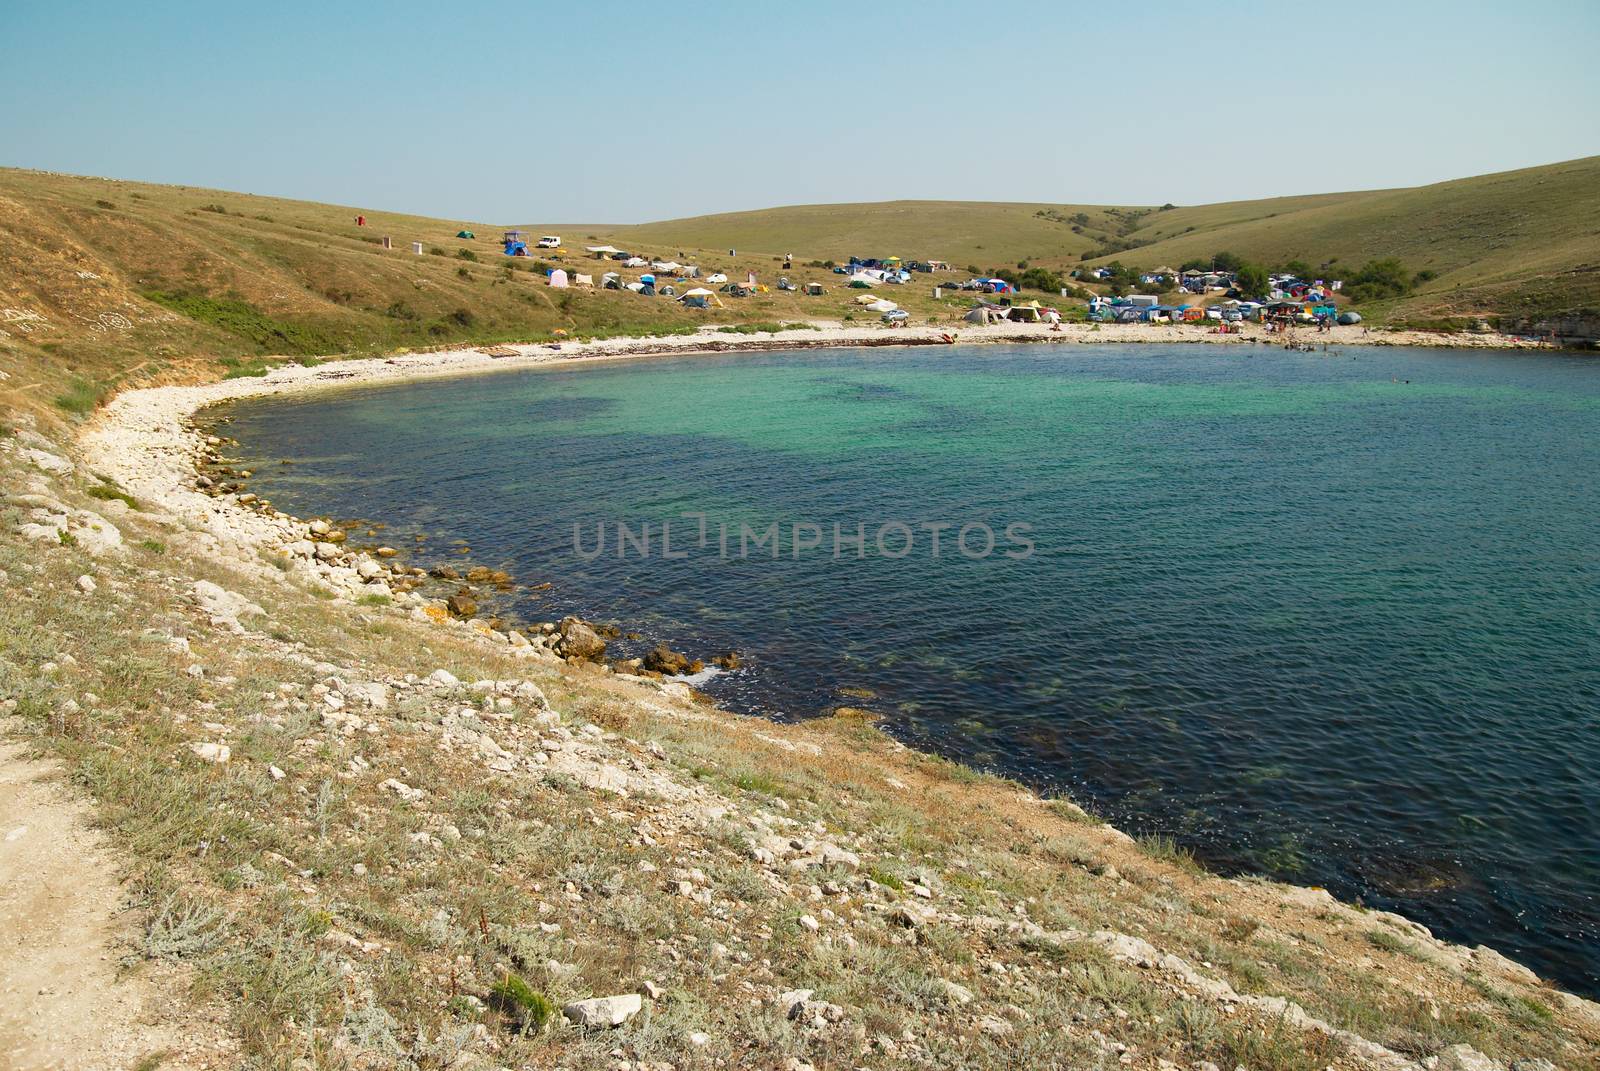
848 272 879 287
586 245 622 255
652 260 683 273
547 269 569 288
573 273 593 287
679 287 724 308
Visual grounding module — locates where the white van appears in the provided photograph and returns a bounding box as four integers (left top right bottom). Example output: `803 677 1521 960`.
537 235 562 249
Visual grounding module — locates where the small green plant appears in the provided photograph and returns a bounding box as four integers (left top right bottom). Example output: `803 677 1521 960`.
356 593 391 607
139 539 167 554
87 483 140 510
457 266 472 278
143 891 231 960
487 974 555 1033
867 866 905 891
456 249 478 262
54 376 105 414
200 203 228 214
1137 833 1206 874
94 198 117 209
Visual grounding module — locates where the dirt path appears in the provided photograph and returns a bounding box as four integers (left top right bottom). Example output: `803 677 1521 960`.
0 738 227 1071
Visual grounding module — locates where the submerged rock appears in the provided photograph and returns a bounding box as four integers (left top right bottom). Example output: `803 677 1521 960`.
643 644 692 675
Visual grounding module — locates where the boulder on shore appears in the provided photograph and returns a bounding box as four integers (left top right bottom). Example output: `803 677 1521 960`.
643 643 692 675
445 593 478 618
557 616 607 661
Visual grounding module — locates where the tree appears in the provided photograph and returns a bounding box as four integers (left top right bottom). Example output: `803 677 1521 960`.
1211 251 1244 273
1235 264 1270 299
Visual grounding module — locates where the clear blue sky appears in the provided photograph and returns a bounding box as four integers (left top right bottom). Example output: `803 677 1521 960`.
2 0 1596 224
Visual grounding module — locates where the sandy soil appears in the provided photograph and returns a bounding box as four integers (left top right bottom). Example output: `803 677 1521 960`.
0 739 231 1070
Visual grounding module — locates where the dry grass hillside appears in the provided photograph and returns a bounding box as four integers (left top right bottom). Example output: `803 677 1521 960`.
596 157 1600 328
4 158 1595 432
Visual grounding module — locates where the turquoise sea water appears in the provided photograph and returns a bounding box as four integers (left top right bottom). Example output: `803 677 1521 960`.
220 343 1600 995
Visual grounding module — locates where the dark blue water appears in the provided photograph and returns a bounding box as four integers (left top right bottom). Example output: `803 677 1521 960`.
218 344 1600 995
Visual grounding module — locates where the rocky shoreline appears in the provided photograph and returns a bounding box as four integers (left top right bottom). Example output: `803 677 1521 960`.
44 323 1598 1069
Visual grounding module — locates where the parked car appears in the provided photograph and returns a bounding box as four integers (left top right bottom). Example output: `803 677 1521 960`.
706 273 728 284
1205 307 1224 320
537 235 562 249
882 309 910 324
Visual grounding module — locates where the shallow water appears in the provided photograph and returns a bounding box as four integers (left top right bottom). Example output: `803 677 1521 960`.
220 343 1600 995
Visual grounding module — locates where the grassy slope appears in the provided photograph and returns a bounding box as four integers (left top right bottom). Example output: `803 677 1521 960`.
3 158 1595 427
594 157 1600 325
4 431 1597 1069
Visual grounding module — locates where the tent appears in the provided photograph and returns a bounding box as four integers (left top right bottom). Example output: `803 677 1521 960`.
965 305 1002 324
547 269 568 288
601 272 622 289
848 272 879 288
624 256 648 267
1006 301 1050 323
651 260 682 273
804 283 826 295
679 287 724 309
456 230 475 239
573 273 594 288
586 245 622 256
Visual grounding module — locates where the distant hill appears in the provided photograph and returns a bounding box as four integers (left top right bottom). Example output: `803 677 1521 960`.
594 157 1600 328
3 158 1595 424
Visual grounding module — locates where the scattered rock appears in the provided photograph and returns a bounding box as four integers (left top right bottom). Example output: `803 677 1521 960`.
192 579 264 630
642 644 693 675
977 1014 1013 1036
1437 1045 1503 1071
446 593 478 618
556 616 607 661
74 574 96 593
938 979 974 1005
427 669 460 688
562 993 643 1028
188 742 230 764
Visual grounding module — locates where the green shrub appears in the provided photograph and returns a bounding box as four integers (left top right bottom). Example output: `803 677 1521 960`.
487 974 555 1033
54 376 105 414
87 484 140 510
456 249 478 262
142 290 342 356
